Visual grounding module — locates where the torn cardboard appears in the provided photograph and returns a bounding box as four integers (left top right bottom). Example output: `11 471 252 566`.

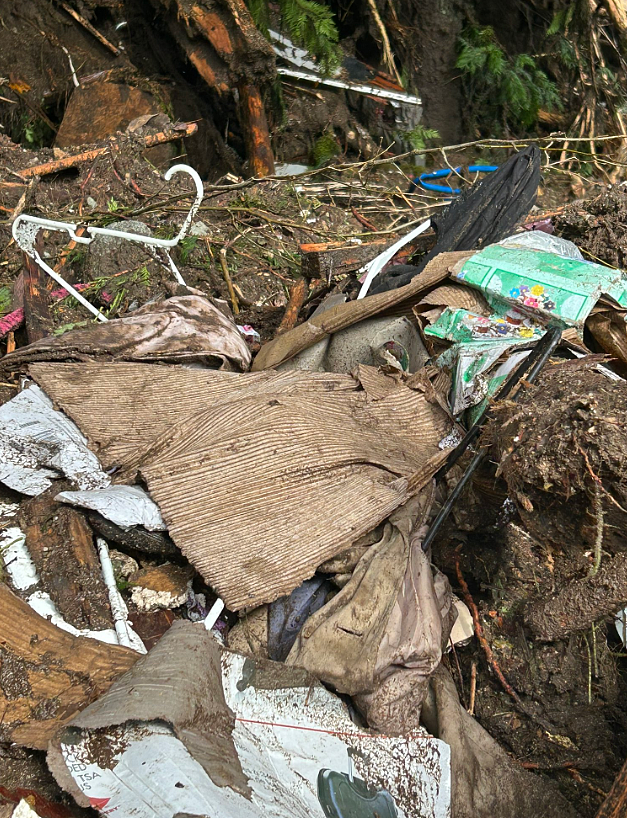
29 363 359 470
48 621 451 818
126 367 452 609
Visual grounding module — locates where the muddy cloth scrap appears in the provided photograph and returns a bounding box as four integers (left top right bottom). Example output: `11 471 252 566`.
421 666 578 818
287 490 456 734
1 296 251 372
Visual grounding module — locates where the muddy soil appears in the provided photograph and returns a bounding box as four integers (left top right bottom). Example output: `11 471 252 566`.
0 129 368 343
431 360 627 816
489 359 627 564
556 186 627 269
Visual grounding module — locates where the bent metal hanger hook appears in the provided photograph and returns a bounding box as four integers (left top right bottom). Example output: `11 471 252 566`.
11 164 205 321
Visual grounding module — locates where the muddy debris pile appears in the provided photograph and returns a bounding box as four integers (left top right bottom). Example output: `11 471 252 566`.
2 29 627 814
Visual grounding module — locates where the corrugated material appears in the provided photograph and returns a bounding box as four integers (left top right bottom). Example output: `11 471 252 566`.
417 282 491 314
251 251 471 371
29 362 358 470
130 367 451 609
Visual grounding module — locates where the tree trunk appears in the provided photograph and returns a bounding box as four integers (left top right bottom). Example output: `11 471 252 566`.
391 0 466 144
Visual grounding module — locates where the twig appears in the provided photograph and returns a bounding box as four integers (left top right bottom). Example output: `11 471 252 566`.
10 176 38 222
365 0 403 86
578 444 627 513
583 633 593 705
469 660 477 715
219 247 239 315
521 760 590 771
568 767 606 799
449 641 467 709
60 2 120 55
351 206 377 231
16 123 198 179
589 482 605 577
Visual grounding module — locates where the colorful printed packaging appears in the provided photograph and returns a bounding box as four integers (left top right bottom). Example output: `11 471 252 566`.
452 245 627 329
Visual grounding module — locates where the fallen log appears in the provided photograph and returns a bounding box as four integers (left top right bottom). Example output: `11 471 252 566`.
16 122 198 179
151 0 276 177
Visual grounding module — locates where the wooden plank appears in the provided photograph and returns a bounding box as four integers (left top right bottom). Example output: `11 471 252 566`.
0 583 137 749
300 230 436 280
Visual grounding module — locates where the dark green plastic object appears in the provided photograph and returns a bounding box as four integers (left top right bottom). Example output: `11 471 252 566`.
317 769 398 818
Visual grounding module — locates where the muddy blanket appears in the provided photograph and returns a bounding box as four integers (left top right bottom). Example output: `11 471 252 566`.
1 296 251 371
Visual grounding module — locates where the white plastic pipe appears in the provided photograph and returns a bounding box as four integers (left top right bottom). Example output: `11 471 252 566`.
97 536 133 648
203 597 225 631
357 216 432 299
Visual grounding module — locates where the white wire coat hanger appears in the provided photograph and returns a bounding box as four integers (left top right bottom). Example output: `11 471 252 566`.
12 164 204 322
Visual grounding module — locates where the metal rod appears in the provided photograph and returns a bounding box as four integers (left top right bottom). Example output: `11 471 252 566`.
422 326 562 552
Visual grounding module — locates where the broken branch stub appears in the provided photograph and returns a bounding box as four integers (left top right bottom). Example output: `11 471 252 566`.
22 233 52 344
16 123 198 179
0 583 137 750
151 0 276 176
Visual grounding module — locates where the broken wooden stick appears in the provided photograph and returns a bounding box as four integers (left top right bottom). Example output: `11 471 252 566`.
300 239 393 280
277 278 307 335
23 232 52 344
0 583 137 750
20 492 115 632
238 83 275 177
17 122 198 179
219 247 239 315
60 1 120 56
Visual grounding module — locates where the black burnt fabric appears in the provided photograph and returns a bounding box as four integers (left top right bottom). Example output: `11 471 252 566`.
370 145 541 294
